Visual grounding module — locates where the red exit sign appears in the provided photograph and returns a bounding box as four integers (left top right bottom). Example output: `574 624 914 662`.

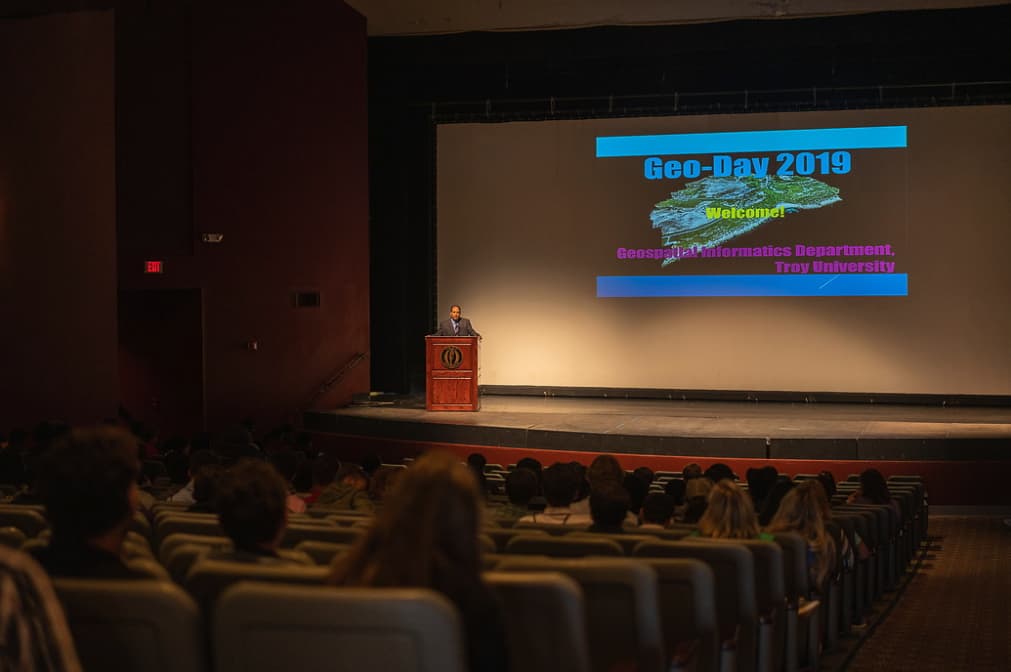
144 260 164 274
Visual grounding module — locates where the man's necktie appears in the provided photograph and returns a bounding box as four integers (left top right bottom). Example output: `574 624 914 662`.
453 322 459 335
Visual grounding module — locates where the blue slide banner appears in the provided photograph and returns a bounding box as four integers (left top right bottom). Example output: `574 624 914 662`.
596 126 907 157
596 274 909 297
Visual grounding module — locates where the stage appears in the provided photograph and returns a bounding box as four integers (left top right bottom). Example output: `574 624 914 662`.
304 395 1011 461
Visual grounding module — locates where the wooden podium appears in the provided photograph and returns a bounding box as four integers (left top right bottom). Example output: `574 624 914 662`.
425 336 480 411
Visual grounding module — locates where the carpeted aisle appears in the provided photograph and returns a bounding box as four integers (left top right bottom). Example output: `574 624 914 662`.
846 516 1011 672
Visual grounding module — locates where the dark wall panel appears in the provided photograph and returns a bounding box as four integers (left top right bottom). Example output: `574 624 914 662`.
0 12 118 427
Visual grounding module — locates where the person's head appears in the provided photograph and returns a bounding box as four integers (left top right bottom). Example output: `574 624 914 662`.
632 466 654 486
816 471 837 499
328 451 484 598
859 468 891 504
191 463 225 506
369 466 404 503
360 453 382 476
269 451 298 485
587 454 624 488
641 492 675 527
188 449 219 480
466 453 487 471
698 479 760 539
312 455 341 488
505 468 539 506
685 476 713 501
541 463 580 508
39 426 140 545
758 480 796 527
590 481 630 529
747 466 779 507
515 457 543 482
704 462 735 484
216 460 288 552
681 496 708 524
664 478 687 505
336 464 369 492
682 463 703 480
449 305 461 320
766 480 835 587
623 473 649 515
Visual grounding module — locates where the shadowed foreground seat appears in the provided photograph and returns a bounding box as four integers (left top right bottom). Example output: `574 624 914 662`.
54 578 207 672
214 583 466 672
484 570 591 672
496 556 664 672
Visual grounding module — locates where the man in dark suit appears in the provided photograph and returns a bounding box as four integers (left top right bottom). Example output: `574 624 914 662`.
435 304 479 337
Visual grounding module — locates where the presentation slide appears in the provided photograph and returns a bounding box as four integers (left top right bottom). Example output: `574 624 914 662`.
437 106 1011 394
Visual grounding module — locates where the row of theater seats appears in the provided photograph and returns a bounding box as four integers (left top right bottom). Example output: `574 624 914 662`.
0 474 926 672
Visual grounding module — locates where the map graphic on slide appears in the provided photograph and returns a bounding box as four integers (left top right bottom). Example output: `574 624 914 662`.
649 175 842 264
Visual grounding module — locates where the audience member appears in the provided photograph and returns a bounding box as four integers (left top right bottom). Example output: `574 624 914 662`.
494 468 539 522
588 481 631 534
518 463 590 526
303 455 340 505
847 468 902 522
314 463 375 513
467 452 489 494
681 477 714 524
623 473 649 516
640 492 675 529
269 451 307 514
765 480 836 593
758 479 796 527
746 465 779 512
360 452 383 477
704 462 735 483
515 457 543 483
328 451 507 672
816 470 838 499
664 479 688 521
160 435 191 484
368 466 405 507
0 546 83 671
632 466 655 486
697 479 773 541
186 463 224 513
682 463 703 480
209 460 293 564
167 449 219 505
32 426 149 579
571 454 624 515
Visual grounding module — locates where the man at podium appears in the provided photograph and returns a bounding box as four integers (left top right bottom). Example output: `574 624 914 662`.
435 304 480 337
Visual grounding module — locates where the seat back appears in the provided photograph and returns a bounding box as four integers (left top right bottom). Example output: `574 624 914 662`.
483 527 548 552
280 522 355 547
184 558 327 613
0 505 48 537
568 532 661 555
293 540 352 566
0 525 26 548
54 578 206 672
156 515 223 548
496 556 664 672
484 571 591 672
637 558 719 672
634 540 758 672
504 535 623 558
214 583 466 672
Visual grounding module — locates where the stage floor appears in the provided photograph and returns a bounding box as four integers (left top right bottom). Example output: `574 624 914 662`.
305 395 1011 461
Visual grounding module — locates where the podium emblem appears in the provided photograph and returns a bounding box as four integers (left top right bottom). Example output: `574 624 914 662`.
440 345 463 369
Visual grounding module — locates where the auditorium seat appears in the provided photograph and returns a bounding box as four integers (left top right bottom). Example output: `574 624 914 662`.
770 532 820 672
504 535 623 558
635 558 719 672
483 527 549 552
634 540 758 672
0 505 47 537
184 558 328 613
293 540 351 565
54 578 206 672
214 584 467 672
568 532 661 555
496 557 665 672
0 525 25 548
280 522 351 547
160 533 231 564
156 515 224 548
483 570 591 672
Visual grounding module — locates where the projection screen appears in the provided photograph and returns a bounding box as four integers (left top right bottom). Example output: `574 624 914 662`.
436 106 1011 395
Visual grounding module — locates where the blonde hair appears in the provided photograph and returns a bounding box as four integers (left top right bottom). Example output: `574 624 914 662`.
766 480 835 588
328 451 484 601
698 480 759 539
